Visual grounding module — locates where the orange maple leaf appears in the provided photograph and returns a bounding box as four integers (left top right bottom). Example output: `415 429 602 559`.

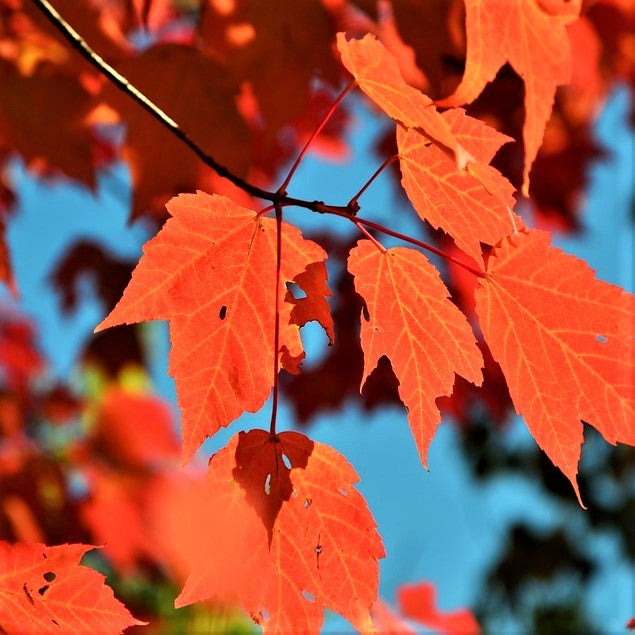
286 261 335 345
0 541 143 633
336 33 471 168
96 192 331 463
175 429 384 633
475 229 635 502
398 107 517 263
437 0 581 196
348 242 483 466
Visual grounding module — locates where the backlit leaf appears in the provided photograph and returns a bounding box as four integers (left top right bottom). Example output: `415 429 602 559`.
175 429 384 633
0 541 142 633
348 241 483 466
96 192 331 463
437 0 581 195
475 229 635 501
336 33 470 167
398 108 517 262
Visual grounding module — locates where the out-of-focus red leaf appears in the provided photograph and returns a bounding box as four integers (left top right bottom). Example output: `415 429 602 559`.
198 0 339 144
79 468 150 572
0 60 97 188
398 581 480 635
0 452 83 546
104 44 250 219
50 240 134 314
94 388 179 469
0 320 43 392
382 0 465 98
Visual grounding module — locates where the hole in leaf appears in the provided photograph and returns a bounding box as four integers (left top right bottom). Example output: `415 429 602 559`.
38 584 50 596
23 583 34 604
51 618 60 626
596 334 607 343
264 473 271 495
301 590 315 602
303 498 312 508
219 305 227 320
281 453 292 469
338 488 348 497
291 490 298 498
315 544 322 554
43 571 56 583
260 608 270 621
286 281 306 299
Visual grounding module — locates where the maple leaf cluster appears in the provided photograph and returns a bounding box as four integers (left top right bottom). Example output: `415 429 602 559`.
0 0 633 632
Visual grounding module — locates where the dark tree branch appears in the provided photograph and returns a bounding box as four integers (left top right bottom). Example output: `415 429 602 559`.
29 0 485 278
30 0 272 200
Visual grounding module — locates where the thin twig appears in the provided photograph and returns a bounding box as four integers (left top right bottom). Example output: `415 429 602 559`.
278 80 356 194
354 221 387 253
30 0 486 279
348 154 399 211
30 0 272 201
269 203 283 437
342 212 486 278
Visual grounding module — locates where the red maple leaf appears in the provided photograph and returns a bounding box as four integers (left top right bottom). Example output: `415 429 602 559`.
398 107 517 263
0 541 143 633
337 32 471 168
475 229 635 502
96 192 332 462
348 241 483 466
175 429 384 633
437 0 581 195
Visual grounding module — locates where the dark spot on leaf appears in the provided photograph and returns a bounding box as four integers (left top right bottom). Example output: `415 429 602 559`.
23 583 34 604
219 305 227 320
42 553 47 558
51 618 60 626
362 303 370 322
43 571 56 583
38 584 50 596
